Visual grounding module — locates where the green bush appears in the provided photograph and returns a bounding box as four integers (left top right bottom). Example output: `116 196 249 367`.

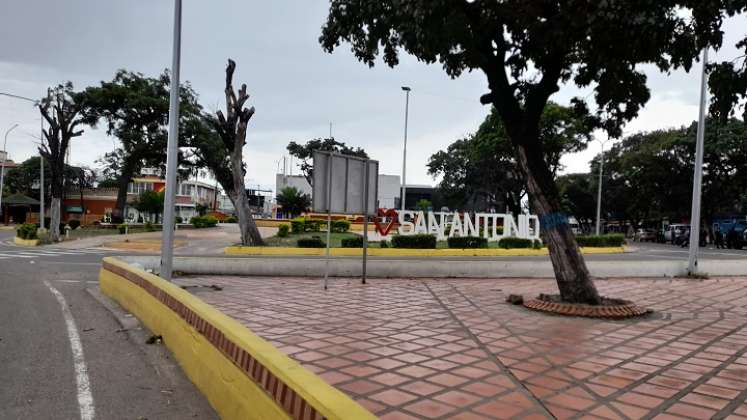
576 234 625 247
391 234 437 249
16 224 38 240
341 236 364 248
290 217 305 234
224 216 237 223
145 221 155 232
498 237 533 249
117 224 127 234
175 216 183 224
277 224 290 237
447 236 488 249
297 236 326 248
68 219 81 230
379 240 389 248
305 219 321 232
190 215 218 229
331 220 351 233
533 239 543 249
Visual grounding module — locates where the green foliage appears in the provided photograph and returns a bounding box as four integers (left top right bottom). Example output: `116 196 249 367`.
16 224 38 240
533 240 543 250
498 237 534 249
576 234 625 247
447 236 488 249
277 187 311 218
175 216 184 224
132 190 165 219
415 199 432 213
277 224 290 237
195 202 209 216
117 224 127 234
286 137 368 185
290 217 325 233
391 234 437 249
290 217 305 234
145 221 155 232
68 219 81 230
297 236 326 248
224 216 237 223
331 220 351 233
379 240 389 248
190 215 218 229
341 236 364 248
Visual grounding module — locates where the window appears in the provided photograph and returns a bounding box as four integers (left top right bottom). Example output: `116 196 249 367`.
179 184 195 197
128 182 153 194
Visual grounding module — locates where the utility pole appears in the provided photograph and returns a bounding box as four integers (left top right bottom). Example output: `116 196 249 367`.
160 0 182 281
400 86 411 211
595 137 611 236
687 48 709 275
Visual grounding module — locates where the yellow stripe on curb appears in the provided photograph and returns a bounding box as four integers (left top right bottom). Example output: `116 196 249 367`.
225 246 626 257
99 257 375 420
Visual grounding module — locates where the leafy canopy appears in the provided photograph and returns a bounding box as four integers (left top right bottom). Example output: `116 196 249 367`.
287 138 367 185
276 186 311 218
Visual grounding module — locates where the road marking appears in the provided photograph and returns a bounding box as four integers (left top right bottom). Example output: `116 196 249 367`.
0 253 34 258
44 281 96 420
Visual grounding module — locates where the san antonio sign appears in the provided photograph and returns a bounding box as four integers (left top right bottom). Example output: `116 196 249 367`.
374 209 541 242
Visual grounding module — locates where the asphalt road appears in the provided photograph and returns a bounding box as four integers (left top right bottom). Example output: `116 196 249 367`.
0 230 216 420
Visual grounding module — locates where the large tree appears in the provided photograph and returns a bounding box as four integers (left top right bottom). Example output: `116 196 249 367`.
320 1 747 304
191 59 263 246
39 83 87 241
81 70 202 222
286 138 367 186
429 103 589 213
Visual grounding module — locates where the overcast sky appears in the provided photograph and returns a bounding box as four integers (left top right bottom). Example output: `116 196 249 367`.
1 1 745 193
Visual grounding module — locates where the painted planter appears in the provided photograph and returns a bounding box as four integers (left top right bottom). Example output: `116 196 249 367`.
14 237 40 247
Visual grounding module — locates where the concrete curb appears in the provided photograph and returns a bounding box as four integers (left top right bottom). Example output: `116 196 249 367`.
224 245 627 257
99 257 375 420
118 255 747 278
13 237 40 247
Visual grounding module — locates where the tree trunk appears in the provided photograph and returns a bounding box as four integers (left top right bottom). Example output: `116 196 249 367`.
113 172 133 223
230 157 263 246
514 142 602 305
49 197 61 242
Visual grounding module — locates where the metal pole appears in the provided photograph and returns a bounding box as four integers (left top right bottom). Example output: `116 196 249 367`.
362 162 369 285
323 155 332 290
40 118 45 230
401 87 410 211
595 140 606 236
0 124 19 220
160 0 182 281
688 48 709 275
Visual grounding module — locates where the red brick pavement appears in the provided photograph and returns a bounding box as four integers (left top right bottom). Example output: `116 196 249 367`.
178 276 747 419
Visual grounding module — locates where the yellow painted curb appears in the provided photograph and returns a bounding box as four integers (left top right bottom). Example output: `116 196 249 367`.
225 246 626 257
99 257 375 420
14 237 40 247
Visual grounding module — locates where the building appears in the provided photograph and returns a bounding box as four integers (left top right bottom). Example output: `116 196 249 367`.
62 174 219 224
0 150 19 179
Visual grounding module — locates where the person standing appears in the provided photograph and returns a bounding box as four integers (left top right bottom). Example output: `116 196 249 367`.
714 225 724 249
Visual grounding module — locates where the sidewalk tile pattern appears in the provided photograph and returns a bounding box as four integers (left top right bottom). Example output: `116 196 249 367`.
179 276 747 419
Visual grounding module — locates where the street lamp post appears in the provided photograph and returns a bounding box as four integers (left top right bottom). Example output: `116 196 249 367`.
160 0 183 281
400 86 411 211
595 137 611 236
0 92 44 229
687 48 710 275
0 124 20 221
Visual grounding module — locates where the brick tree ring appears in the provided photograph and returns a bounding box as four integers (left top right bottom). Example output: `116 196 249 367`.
522 294 651 319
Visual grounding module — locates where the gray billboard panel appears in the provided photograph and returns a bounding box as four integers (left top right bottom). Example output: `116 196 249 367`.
312 151 378 215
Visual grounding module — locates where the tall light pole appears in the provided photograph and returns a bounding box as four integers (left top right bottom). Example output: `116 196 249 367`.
0 124 19 220
688 48 709 275
160 0 183 281
400 86 411 211
0 92 44 229
594 137 611 236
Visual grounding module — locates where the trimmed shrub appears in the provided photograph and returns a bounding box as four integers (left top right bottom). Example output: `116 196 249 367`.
145 221 155 232
277 224 290 237
305 219 321 232
576 234 625 247
290 217 305 234
391 234 437 249
447 236 488 249
331 220 351 233
533 239 543 249
16 223 38 240
117 224 127 234
341 236 364 248
498 237 533 249
175 216 183 224
224 216 237 223
379 240 389 248
190 215 218 228
297 236 325 248
68 219 81 230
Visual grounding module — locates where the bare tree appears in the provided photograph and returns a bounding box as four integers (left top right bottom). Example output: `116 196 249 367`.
39 83 85 242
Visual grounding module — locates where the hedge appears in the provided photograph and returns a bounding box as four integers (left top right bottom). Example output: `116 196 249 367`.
341 236 364 248
447 236 488 249
498 237 533 249
297 236 326 248
331 220 351 233
117 224 127 234
391 234 437 249
224 216 237 223
576 234 625 247
16 223 38 240
68 219 81 230
277 224 290 237
190 215 218 228
290 217 322 234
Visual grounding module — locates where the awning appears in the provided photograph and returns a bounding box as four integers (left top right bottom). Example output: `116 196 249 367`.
66 206 83 213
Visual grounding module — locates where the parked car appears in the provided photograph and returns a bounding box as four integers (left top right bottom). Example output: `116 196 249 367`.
634 228 656 242
664 224 689 244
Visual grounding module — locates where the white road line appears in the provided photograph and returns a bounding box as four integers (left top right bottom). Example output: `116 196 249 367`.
56 280 82 283
44 281 96 420
0 253 34 258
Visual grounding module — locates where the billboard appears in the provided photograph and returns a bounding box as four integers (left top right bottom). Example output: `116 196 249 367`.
312 151 378 215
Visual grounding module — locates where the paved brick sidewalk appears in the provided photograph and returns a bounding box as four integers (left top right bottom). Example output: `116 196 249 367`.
179 276 747 419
